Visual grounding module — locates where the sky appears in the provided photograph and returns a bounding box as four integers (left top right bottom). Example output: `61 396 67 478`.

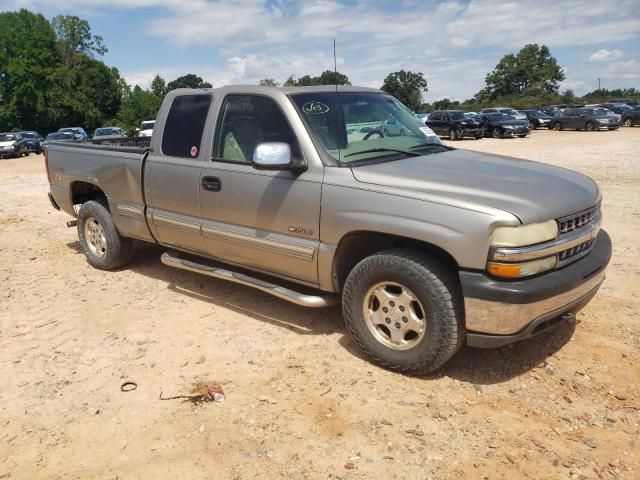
2 0 639 101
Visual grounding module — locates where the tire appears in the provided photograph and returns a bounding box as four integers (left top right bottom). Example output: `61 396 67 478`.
77 200 133 270
585 121 595 132
342 249 465 375
382 128 389 136
623 118 632 127
399 129 405 136
492 127 502 139
448 128 459 141
517 134 527 138
474 133 482 140
553 122 563 131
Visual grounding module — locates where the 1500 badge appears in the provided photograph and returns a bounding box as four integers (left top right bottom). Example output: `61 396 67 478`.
288 226 314 236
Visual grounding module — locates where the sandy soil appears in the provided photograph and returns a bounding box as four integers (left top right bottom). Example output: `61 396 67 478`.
1 128 638 479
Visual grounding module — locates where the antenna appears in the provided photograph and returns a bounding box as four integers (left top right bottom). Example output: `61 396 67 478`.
333 37 337 76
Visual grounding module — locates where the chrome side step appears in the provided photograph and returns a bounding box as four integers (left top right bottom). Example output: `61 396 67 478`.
161 252 339 308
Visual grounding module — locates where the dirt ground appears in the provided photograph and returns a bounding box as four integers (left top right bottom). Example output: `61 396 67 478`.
1 128 638 480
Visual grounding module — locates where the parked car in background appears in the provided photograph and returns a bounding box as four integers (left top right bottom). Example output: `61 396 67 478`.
138 120 155 137
0 132 29 158
59 127 89 141
17 131 44 154
93 127 126 140
43 131 79 148
549 108 620 131
539 106 563 117
477 113 530 138
381 115 411 136
522 110 553 129
609 98 639 107
481 107 527 121
426 110 483 140
415 113 429 124
619 105 640 126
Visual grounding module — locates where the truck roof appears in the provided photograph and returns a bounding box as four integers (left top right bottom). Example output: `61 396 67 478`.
166 85 383 96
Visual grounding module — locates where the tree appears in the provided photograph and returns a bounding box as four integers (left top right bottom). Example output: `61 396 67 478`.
259 78 279 87
0 9 60 133
380 70 428 112
431 98 460 111
166 74 212 91
481 44 564 99
116 85 162 135
52 15 107 67
150 74 167 97
284 71 351 87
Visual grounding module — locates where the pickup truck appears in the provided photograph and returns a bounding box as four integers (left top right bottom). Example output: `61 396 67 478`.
46 85 611 374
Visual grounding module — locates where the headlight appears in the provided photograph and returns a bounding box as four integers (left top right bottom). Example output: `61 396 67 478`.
503 125 513 129
490 219 558 247
487 256 557 278
599 119 609 123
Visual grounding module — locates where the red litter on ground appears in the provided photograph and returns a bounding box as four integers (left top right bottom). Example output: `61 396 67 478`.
208 385 225 402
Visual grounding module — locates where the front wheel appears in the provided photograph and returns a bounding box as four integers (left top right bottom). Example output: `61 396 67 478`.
623 118 632 127
492 127 502 139
585 121 595 132
448 128 460 141
553 122 563 131
342 249 465 375
77 200 133 270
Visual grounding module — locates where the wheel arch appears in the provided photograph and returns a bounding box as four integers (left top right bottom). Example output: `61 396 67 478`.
70 180 108 210
331 230 460 293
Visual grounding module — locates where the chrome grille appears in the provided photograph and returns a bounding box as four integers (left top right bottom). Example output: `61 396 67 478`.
558 205 599 235
558 239 594 264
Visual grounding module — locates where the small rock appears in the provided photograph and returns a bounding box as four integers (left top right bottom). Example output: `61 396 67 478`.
198 424 205 434
195 355 206 364
584 437 598 449
256 447 268 457
405 429 424 436
614 393 627 401
544 365 555 376
606 416 617 424
344 461 355 469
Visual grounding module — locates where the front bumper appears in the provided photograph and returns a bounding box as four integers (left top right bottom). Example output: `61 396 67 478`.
461 127 482 137
460 229 611 347
503 126 530 136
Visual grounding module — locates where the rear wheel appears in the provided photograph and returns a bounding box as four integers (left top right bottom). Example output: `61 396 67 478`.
474 133 482 140
585 121 595 132
553 122 563 131
623 118 632 127
448 128 460 141
342 249 465 375
77 200 133 270
492 127 502 138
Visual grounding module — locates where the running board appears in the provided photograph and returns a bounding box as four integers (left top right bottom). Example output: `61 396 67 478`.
161 252 339 308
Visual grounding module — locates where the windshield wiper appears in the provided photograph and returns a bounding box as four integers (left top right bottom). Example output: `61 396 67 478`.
343 147 423 158
409 143 452 151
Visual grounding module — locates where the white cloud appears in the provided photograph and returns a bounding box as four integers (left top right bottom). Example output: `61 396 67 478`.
4 0 640 99
589 49 624 62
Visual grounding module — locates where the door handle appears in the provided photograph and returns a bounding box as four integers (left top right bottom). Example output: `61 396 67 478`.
202 176 221 192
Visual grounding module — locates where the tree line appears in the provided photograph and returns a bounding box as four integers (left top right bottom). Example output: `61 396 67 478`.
1 9 636 137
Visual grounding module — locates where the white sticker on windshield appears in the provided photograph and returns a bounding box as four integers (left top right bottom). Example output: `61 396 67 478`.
302 101 330 115
420 126 437 137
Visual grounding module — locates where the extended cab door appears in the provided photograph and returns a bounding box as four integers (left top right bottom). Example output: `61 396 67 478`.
198 93 322 284
145 93 213 253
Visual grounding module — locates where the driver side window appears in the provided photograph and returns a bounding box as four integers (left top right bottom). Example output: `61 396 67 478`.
213 95 301 164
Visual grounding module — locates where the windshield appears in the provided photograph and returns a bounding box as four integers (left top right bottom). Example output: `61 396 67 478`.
20 132 35 138
290 92 443 164
487 113 514 121
95 128 120 136
592 109 609 116
0 134 16 141
47 133 72 140
141 122 155 130
499 108 519 116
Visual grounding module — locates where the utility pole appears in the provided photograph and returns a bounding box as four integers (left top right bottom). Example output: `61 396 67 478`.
597 78 601 90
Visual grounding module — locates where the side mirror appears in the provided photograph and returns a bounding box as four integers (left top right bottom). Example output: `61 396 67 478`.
252 142 306 173
135 128 141 132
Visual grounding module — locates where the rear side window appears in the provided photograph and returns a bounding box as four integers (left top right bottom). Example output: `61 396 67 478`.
430 112 440 121
162 94 212 158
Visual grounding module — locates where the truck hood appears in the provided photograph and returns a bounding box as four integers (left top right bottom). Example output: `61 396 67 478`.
350 149 599 224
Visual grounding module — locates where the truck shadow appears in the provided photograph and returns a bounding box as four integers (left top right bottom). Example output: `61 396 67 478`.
67 242 577 384
125 245 343 337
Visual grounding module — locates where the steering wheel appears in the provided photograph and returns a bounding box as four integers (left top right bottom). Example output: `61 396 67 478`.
363 129 384 140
